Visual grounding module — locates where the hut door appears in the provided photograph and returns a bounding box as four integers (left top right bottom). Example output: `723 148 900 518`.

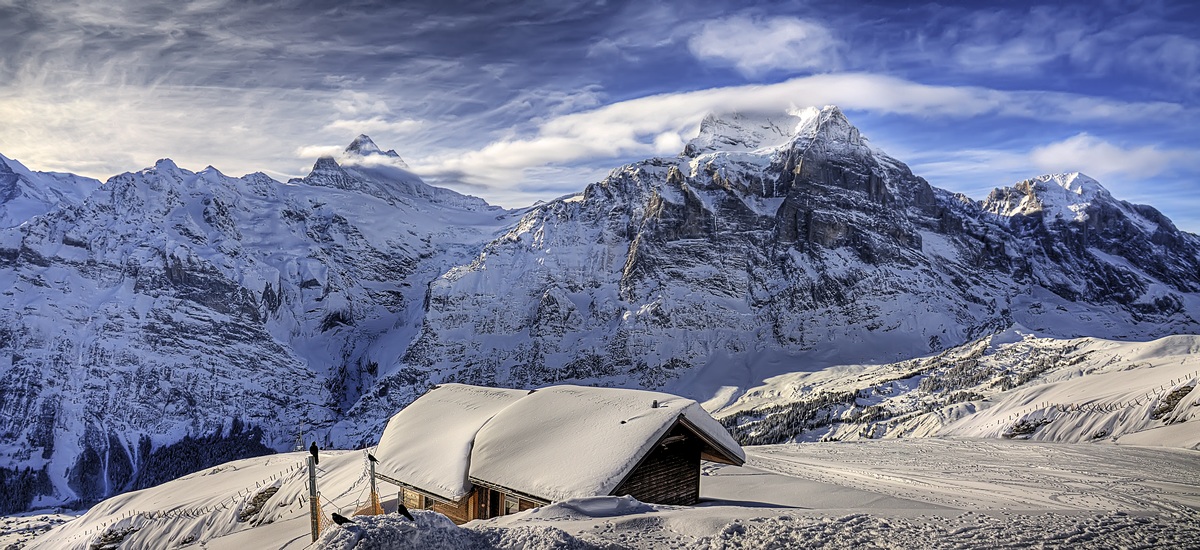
488 488 501 518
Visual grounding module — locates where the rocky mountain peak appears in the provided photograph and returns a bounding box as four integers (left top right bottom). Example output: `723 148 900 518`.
0 153 46 184
983 172 1116 223
792 105 865 149
343 134 407 167
683 105 868 161
0 152 20 173
684 111 799 156
296 155 361 191
152 158 182 173
346 134 382 156
1025 172 1109 207
0 152 99 228
1043 172 1105 196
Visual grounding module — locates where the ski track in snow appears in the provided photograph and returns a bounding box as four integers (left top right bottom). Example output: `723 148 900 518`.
746 439 1200 514
692 512 1200 550
18 438 1198 549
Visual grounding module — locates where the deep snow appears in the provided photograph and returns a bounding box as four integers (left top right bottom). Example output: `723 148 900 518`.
19 438 1199 549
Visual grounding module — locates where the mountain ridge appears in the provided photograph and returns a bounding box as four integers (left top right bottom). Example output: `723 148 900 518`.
1 108 1198 513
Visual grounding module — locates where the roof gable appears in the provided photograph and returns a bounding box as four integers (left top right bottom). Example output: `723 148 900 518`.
467 385 744 502
373 384 527 500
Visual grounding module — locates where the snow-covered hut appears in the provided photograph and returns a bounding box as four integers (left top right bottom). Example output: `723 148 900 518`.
373 383 745 523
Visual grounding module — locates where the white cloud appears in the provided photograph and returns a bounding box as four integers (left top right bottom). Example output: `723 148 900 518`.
330 90 392 117
0 77 388 180
1125 34 1200 91
1030 133 1190 180
687 15 842 76
295 145 345 159
652 132 685 155
953 41 1061 75
413 73 1186 186
324 117 422 134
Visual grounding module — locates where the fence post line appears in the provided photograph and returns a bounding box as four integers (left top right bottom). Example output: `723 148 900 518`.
308 454 320 542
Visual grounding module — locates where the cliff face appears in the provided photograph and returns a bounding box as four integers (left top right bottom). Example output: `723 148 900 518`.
2 110 1198 512
0 140 513 512
399 107 1200 409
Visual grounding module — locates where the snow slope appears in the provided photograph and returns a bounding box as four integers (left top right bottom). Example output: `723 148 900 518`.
719 328 1200 450
0 138 517 512
24 438 1200 549
0 153 97 228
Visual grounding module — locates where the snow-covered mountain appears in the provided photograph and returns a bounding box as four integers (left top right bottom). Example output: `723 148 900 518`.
0 138 515 513
400 106 1200 409
0 154 98 228
719 327 1200 448
2 107 1199 514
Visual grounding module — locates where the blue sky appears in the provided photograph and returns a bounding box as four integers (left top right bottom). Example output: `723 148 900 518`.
1 0 1198 229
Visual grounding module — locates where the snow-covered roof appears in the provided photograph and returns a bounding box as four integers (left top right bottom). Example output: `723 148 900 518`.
373 384 527 501
375 384 744 504
468 385 745 503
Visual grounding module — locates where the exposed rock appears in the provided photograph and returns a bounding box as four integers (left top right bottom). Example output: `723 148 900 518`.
2 113 1199 513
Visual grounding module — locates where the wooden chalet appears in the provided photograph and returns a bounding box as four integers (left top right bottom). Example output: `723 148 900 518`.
371 384 745 524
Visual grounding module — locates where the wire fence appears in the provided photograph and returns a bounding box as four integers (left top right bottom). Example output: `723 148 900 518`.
56 458 309 547
965 370 1200 434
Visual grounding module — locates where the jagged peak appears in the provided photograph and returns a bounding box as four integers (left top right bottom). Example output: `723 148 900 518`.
1031 172 1107 198
0 152 30 176
685 111 799 156
153 158 181 172
295 156 362 190
984 172 1123 224
346 134 382 156
1011 173 1111 210
312 155 344 171
343 134 406 166
789 105 868 152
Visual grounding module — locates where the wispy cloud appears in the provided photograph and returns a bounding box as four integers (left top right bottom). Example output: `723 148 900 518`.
0 0 1197 228
944 6 1082 75
414 73 1187 187
325 117 422 134
923 2 1200 94
1030 133 1195 180
688 15 843 76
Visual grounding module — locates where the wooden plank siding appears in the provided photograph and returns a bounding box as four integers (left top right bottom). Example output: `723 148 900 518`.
401 487 424 511
612 423 701 505
396 486 476 524
432 492 475 524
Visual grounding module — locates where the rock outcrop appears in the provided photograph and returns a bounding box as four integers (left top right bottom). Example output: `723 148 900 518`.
2 108 1198 512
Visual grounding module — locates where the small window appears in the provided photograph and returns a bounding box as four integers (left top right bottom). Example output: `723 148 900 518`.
503 493 519 516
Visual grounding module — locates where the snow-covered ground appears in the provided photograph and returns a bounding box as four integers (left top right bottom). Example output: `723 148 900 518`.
0 511 78 549
18 438 1199 549
718 329 1200 450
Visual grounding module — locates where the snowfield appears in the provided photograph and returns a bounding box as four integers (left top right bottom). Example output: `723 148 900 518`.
20 438 1199 549
717 329 1200 450
16 331 1200 548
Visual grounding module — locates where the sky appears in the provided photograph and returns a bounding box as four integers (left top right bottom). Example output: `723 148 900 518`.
1 0 1198 230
